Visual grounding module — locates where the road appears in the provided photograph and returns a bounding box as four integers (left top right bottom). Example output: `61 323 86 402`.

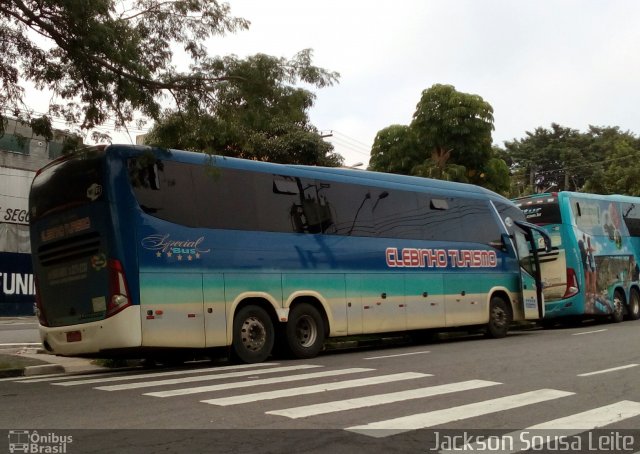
0 316 39 345
1 321 640 452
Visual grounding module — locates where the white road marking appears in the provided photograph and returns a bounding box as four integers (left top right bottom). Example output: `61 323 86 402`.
346 389 574 438
572 329 608 336
577 364 639 377
144 368 375 398
204 372 431 406
52 362 282 386
267 379 500 419
364 351 430 360
440 401 640 454
93 365 322 391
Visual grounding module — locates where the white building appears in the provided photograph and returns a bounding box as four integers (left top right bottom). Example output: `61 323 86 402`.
0 117 80 315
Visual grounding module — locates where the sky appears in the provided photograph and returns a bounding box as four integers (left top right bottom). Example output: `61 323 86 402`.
26 0 640 167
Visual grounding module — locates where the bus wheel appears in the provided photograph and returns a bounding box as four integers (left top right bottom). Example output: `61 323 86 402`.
486 296 511 338
612 290 625 323
233 305 274 363
286 303 325 359
626 288 640 320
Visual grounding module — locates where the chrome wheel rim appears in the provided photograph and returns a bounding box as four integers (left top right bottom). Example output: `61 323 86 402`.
240 316 267 352
295 315 318 348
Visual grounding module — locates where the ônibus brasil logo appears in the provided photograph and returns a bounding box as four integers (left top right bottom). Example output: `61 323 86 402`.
8 430 73 453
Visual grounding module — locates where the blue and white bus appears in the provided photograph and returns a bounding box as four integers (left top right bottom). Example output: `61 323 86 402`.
29 145 549 363
516 191 640 324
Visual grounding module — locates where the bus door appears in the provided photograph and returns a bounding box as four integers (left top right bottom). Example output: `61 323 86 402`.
513 222 551 319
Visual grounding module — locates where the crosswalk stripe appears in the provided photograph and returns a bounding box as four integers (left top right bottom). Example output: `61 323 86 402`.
527 400 640 429
204 372 432 406
345 389 575 438
144 368 375 398
18 370 135 383
439 400 640 454
0 373 65 382
577 364 639 377
52 362 279 386
94 365 322 391
266 379 500 419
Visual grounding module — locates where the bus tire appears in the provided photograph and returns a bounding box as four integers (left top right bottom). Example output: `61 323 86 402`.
232 305 274 363
486 296 511 338
285 303 325 359
626 288 640 320
612 290 625 323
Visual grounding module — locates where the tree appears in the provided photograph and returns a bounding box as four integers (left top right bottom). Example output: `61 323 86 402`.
0 0 338 154
369 84 508 193
582 126 640 195
146 52 342 165
502 123 592 195
501 124 640 196
410 84 494 185
368 125 419 174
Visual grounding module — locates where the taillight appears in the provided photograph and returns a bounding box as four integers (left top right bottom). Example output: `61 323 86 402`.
107 259 131 317
34 277 48 327
563 267 579 298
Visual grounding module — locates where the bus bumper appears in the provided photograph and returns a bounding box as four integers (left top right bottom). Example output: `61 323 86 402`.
39 306 142 356
544 298 581 318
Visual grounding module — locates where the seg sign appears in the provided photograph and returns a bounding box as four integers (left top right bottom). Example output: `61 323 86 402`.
0 194 29 225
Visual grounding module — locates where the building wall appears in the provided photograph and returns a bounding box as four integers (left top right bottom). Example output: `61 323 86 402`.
0 118 78 315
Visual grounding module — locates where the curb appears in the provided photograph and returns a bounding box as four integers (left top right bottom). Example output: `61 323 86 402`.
0 368 25 378
23 364 65 376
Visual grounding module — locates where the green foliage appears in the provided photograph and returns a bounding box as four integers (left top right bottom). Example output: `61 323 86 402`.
368 125 419 173
581 127 640 195
501 124 640 197
1 0 248 137
0 0 338 164
369 84 507 193
411 84 494 176
145 51 342 166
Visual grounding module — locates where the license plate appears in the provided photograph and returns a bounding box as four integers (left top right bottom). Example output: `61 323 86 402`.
66 331 82 342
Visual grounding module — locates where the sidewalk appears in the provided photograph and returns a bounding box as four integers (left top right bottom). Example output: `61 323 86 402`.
0 346 110 378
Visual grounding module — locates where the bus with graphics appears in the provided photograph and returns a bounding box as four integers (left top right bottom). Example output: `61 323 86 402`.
29 145 549 363
515 191 640 324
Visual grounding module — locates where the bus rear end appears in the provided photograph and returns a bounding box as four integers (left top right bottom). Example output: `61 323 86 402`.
29 147 141 356
515 193 582 318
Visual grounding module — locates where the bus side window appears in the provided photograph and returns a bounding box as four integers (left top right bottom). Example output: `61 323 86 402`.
622 203 640 237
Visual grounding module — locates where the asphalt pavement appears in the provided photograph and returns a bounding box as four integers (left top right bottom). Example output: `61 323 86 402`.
0 316 106 377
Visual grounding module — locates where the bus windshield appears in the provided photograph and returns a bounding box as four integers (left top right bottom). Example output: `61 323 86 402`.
30 149 105 221
515 195 561 225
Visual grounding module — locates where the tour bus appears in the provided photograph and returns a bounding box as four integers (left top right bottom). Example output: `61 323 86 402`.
515 191 640 324
29 145 549 363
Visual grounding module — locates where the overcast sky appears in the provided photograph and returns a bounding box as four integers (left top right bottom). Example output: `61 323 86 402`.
204 0 639 166
27 0 640 167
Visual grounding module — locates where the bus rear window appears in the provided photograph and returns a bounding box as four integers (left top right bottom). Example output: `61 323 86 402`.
515 196 562 225
30 151 104 221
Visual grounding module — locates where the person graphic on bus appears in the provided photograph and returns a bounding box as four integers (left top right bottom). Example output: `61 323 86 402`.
630 256 640 282
578 234 589 295
603 211 615 241
586 236 597 296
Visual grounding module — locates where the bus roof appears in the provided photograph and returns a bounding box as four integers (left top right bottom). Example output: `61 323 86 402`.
516 191 640 204
104 144 511 203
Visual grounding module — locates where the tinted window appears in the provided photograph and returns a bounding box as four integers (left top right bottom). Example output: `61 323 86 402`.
128 158 502 245
129 159 197 226
515 196 561 225
31 150 104 220
621 203 640 237
495 201 526 236
192 165 259 230
416 196 500 244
